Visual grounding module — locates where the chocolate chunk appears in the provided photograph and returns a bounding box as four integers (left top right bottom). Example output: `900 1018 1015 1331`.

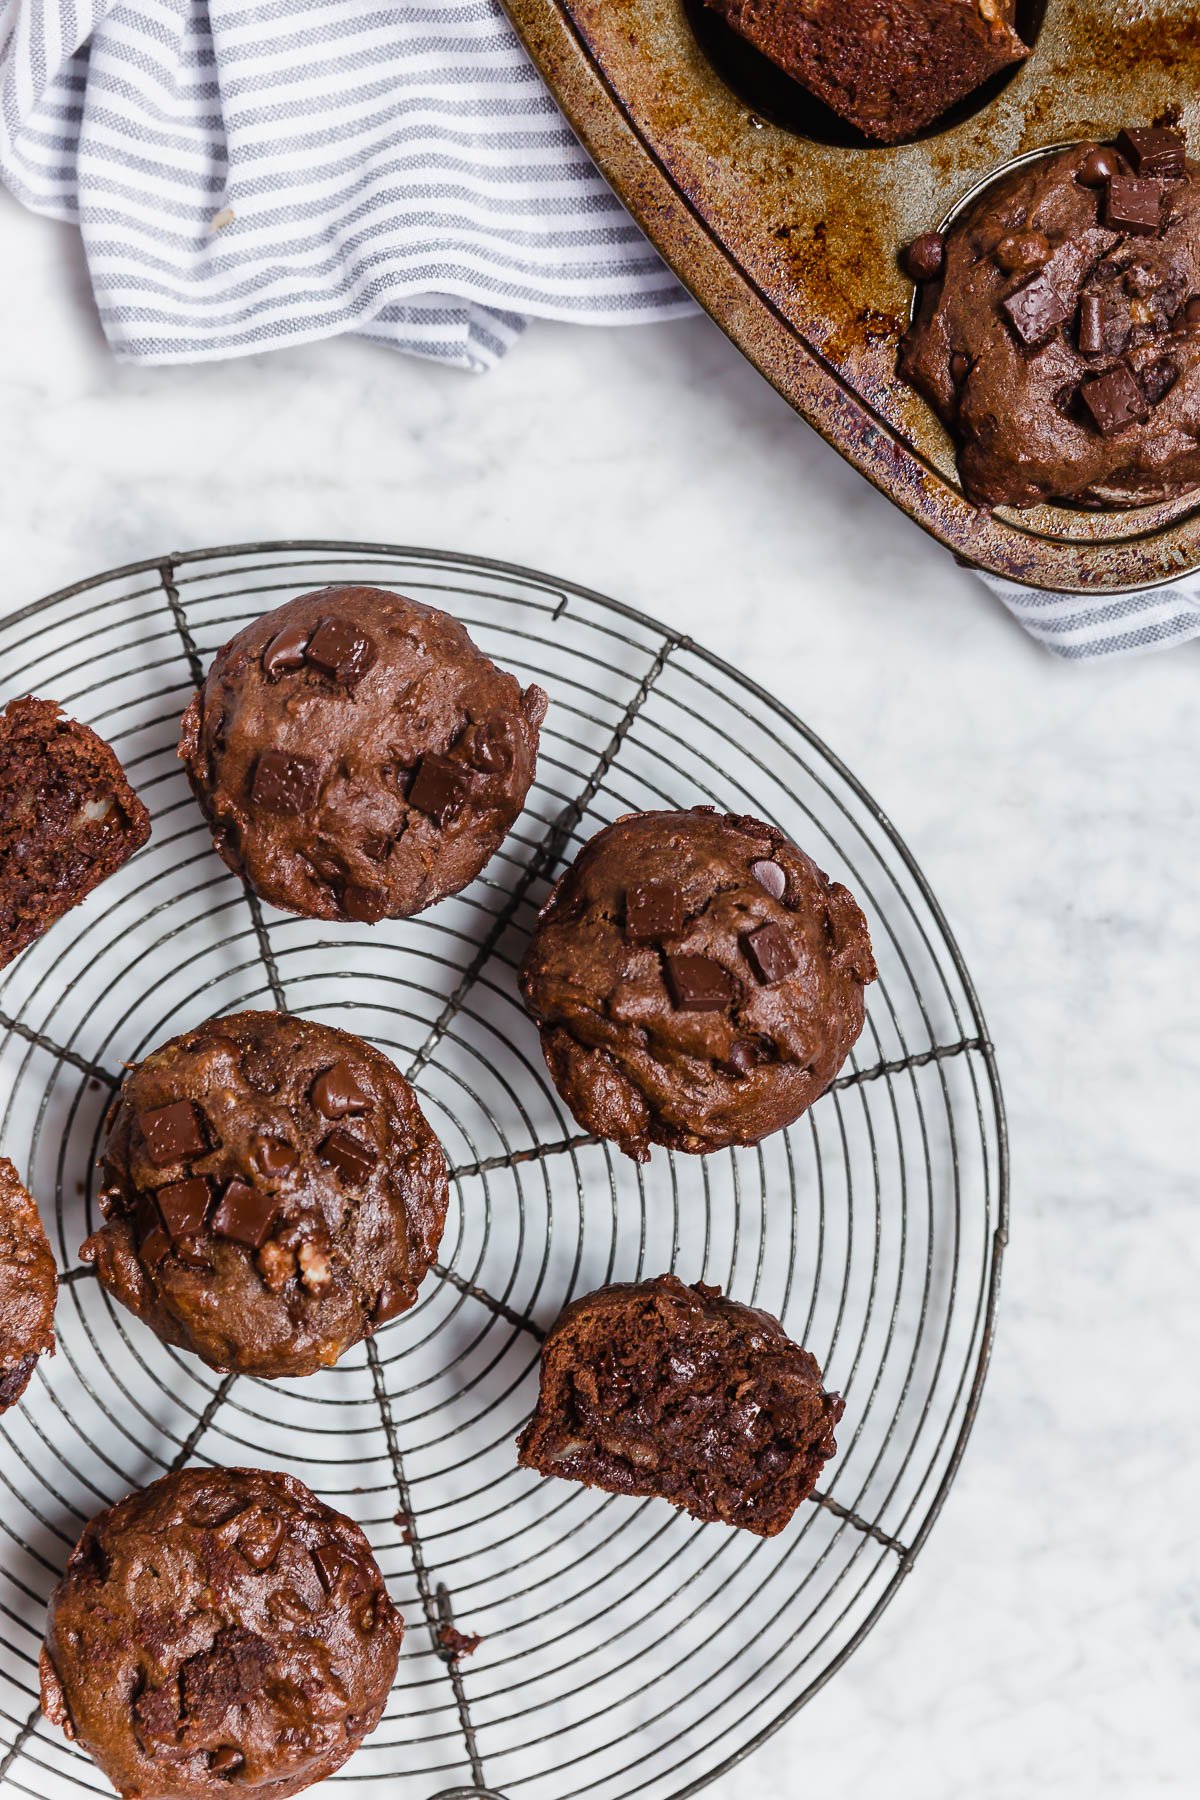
742 921 799 986
373 1279 406 1324
460 720 512 774
1079 364 1149 435
319 1130 378 1184
156 1177 213 1240
261 622 311 679
1077 294 1105 355
311 1061 369 1119
749 858 786 900
1141 358 1178 406
1105 176 1163 236
139 1100 207 1167
723 1038 769 1077
625 881 685 942
140 1226 172 1269
903 232 945 281
663 954 732 1013
342 883 388 924
210 1747 244 1777
304 617 377 687
312 1543 348 1594
250 1135 297 1176
1117 127 1187 180
251 750 319 816
212 1179 279 1250
1002 272 1069 348
407 753 466 825
1076 146 1122 188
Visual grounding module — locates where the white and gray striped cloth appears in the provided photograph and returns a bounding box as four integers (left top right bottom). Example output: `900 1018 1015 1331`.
1 0 1196 661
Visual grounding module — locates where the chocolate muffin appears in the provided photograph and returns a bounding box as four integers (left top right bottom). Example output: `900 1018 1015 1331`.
40 1466 402 1799
518 1274 843 1535
0 1157 57 1413
179 586 547 922
82 1011 448 1378
519 808 876 1161
0 696 150 971
701 0 1028 144
900 129 1200 507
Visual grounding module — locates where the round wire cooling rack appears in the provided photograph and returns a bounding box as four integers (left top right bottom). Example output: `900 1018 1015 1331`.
0 542 1007 1800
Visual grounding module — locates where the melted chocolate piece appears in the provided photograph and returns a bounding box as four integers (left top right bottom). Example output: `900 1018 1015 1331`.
1105 176 1163 236
749 857 786 900
663 953 733 1013
251 750 319 816
373 1280 406 1324
319 1131 378 1184
261 622 311 679
460 721 512 774
140 1101 206 1167
237 1510 285 1570
1184 297 1200 326
407 753 467 825
1117 127 1187 181
1076 146 1122 189
311 1062 369 1119
342 884 388 924
1002 272 1069 348
210 1747 244 1776
625 882 685 942
1079 364 1149 435
156 1177 212 1241
742 921 799 986
304 617 377 687
212 1179 279 1250
250 1135 297 1176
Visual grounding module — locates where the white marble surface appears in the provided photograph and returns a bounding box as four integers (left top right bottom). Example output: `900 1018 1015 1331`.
0 188 1197 1799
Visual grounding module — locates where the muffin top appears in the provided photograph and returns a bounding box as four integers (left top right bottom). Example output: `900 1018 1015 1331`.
41 1466 402 1800
519 808 876 1160
83 1010 448 1377
179 585 547 921
901 129 1200 508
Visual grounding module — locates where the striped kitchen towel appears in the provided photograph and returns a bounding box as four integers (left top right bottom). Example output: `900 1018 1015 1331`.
979 569 1200 660
0 0 694 370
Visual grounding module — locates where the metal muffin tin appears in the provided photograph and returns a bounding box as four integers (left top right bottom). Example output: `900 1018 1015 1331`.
500 0 1200 591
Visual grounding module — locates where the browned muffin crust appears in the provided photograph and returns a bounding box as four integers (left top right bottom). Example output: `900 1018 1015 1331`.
900 131 1200 508
40 1466 402 1800
0 1156 57 1413
701 0 1028 144
519 807 876 1161
82 1010 448 1378
179 585 547 922
0 696 150 971
518 1274 844 1535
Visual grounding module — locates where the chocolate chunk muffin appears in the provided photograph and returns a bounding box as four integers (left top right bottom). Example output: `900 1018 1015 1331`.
701 0 1028 144
0 696 150 971
40 1466 402 1799
519 808 876 1161
518 1274 843 1535
0 1157 57 1413
82 1011 448 1378
900 129 1200 507
179 586 547 921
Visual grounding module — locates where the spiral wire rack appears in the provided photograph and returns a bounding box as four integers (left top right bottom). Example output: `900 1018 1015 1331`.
0 543 1007 1799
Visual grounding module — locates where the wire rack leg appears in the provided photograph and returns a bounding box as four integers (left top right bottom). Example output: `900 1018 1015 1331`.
0 1700 44 1784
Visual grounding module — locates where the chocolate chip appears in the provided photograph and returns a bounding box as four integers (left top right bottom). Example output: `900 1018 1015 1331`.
319 1130 378 1184
663 954 732 1013
1104 176 1163 236
1076 146 1122 188
461 720 512 774
251 749 319 816
342 883 388 924
312 1543 347 1594
373 1279 406 1324
1116 126 1187 180
261 621 311 679
156 1177 212 1240
139 1100 207 1167
311 1061 369 1119
724 1039 764 1077
408 752 467 825
626 881 685 942
304 617 377 687
903 232 945 281
994 231 1050 275
741 921 799 986
1002 272 1069 348
1077 294 1105 355
250 1134 297 1176
1141 357 1178 406
212 1179 280 1250
749 858 786 900
1079 363 1149 434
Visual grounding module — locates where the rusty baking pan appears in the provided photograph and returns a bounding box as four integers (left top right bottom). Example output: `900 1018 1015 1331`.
500 0 1200 591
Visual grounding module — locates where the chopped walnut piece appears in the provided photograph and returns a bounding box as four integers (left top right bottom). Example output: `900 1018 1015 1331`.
299 1241 333 1294
257 1238 296 1292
